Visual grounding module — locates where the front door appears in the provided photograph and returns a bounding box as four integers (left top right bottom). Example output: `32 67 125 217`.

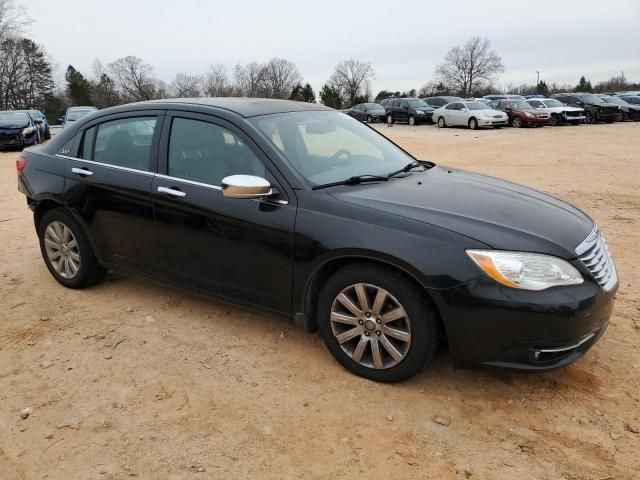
152 112 296 314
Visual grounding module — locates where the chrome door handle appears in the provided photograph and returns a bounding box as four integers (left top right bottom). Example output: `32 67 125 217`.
157 186 186 198
71 167 93 176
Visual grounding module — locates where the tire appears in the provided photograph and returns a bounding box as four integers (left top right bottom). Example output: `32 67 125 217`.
584 112 594 124
367 115 372 123
386 114 394 125
615 112 624 122
317 264 440 383
408 115 416 126
549 115 559 126
37 208 106 289
512 117 522 128
437 117 446 128
468 117 478 130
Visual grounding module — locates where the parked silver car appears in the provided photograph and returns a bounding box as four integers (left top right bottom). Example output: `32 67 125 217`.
60 106 97 129
526 98 585 126
433 101 508 130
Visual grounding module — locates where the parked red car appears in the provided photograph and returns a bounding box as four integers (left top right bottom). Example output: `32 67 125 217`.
489 99 551 128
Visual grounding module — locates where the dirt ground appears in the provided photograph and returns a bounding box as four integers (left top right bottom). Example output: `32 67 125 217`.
1 122 639 480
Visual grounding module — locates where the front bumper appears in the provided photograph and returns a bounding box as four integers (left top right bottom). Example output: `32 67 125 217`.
523 116 551 126
415 112 434 123
431 273 617 370
478 117 508 126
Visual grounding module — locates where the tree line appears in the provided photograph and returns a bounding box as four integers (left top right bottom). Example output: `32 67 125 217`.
1 1 638 121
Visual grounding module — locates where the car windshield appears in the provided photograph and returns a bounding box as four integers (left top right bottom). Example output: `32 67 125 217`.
406 99 428 108
249 111 417 186
67 109 94 121
601 97 625 105
577 95 603 103
365 103 384 111
466 101 488 110
542 99 564 108
0 111 28 125
622 96 640 104
509 101 532 109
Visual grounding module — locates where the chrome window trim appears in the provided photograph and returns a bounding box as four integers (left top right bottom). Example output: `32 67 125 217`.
55 154 154 177
155 174 222 191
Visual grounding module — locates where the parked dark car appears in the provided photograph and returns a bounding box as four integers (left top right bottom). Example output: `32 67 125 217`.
422 96 465 109
0 110 40 150
483 94 526 101
618 95 640 105
550 93 619 124
596 95 640 121
345 103 386 123
489 99 551 127
17 98 618 382
382 97 434 125
27 110 51 140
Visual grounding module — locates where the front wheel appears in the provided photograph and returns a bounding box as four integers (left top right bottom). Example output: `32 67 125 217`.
511 117 522 128
386 114 394 125
38 208 106 289
584 112 594 124
318 264 440 382
615 112 624 122
408 115 416 126
549 115 559 126
468 118 478 130
437 117 446 128
367 115 372 123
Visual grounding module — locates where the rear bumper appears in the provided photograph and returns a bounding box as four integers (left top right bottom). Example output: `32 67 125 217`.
430 274 617 371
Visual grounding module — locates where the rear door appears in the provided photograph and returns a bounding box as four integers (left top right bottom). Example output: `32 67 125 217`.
62 111 164 274
152 111 296 314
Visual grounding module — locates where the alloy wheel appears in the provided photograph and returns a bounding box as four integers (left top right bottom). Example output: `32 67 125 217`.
615 112 624 122
387 115 393 125
469 118 478 130
330 283 412 369
367 115 372 123
438 117 446 128
43 221 81 279
409 115 415 126
512 117 522 128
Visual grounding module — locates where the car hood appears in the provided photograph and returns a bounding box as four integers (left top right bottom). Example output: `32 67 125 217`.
330 166 593 259
476 109 506 116
0 123 27 130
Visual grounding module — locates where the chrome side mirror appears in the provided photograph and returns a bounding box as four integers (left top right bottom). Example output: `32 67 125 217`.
221 175 272 199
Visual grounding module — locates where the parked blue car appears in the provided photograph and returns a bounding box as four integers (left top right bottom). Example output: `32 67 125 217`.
0 110 40 150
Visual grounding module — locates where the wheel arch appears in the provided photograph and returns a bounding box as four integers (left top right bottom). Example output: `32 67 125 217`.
298 255 447 345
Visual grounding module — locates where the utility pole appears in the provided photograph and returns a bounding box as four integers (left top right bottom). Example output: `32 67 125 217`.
536 71 540 85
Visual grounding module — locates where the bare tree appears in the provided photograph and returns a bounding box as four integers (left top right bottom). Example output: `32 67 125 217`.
0 0 31 39
435 37 504 97
262 57 301 99
169 73 202 97
328 59 375 107
233 62 267 97
107 56 159 101
203 64 234 97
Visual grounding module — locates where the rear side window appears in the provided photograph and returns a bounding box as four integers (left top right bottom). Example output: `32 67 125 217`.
168 118 265 186
93 117 157 171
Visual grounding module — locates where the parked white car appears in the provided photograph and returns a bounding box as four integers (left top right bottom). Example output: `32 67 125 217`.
526 98 585 126
433 101 508 130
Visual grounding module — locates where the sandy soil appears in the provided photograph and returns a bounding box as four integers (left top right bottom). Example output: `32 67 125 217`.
0 122 639 480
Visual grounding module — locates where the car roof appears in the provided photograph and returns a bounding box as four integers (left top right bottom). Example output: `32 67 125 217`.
141 97 331 118
67 106 97 110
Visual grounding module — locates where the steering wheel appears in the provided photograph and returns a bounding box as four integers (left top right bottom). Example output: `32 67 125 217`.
332 149 352 163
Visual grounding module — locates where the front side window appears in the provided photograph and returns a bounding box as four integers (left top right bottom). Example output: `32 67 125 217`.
80 127 96 159
93 117 157 171
250 111 415 186
168 118 265 186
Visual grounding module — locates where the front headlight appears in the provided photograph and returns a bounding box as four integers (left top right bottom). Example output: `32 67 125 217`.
22 127 34 135
466 250 583 291
416 110 425 115
524 112 534 118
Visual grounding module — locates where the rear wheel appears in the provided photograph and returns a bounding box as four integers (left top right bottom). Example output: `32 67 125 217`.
549 115 559 126
37 208 106 289
615 112 624 122
468 118 478 130
318 264 440 382
408 115 416 126
386 114 394 125
512 117 522 128
367 115 372 123
437 117 446 128
584 112 594 124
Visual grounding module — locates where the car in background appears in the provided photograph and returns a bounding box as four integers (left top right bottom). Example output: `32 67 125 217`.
0 110 41 150
422 96 464 109
60 106 97 129
383 98 434 125
489 99 551 128
617 95 640 105
524 94 546 99
345 103 386 123
550 93 618 124
433 100 508 129
596 95 640 121
483 94 526 101
526 98 585 126
27 110 51 140
615 91 640 97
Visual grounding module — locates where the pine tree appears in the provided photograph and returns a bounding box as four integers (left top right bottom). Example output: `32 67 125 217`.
65 65 93 105
301 83 315 103
319 84 342 109
576 76 593 93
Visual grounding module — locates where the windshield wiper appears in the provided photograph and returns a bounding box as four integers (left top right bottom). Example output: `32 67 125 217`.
312 174 390 190
386 161 428 178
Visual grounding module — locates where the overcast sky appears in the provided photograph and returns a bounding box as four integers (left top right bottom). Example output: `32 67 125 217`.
25 0 640 94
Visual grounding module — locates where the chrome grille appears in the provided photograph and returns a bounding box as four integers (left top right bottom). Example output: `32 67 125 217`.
575 226 617 291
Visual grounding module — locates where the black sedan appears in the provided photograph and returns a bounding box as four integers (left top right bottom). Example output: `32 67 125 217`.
17 98 618 382
345 103 386 123
597 95 640 121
